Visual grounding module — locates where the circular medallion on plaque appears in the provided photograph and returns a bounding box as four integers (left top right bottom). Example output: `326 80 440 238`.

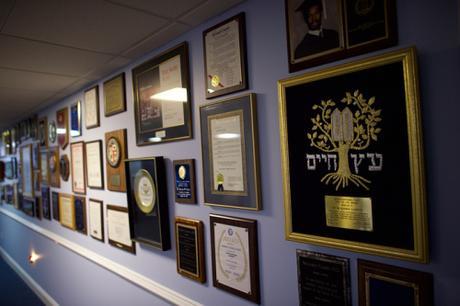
211 75 220 88
106 137 121 168
134 169 156 214
48 121 56 143
49 155 57 173
59 155 69 181
178 165 186 180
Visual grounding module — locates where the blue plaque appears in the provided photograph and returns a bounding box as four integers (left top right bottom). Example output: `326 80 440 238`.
173 159 196 204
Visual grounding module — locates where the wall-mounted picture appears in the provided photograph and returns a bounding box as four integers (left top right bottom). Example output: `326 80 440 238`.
52 191 59 221
278 48 428 262
39 148 49 185
48 121 57 144
70 100 82 137
85 140 104 189
107 205 136 254
38 117 48 148
103 73 126 117
173 159 196 204
41 186 51 220
89 199 104 242
59 193 75 230
132 42 192 145
20 144 34 199
74 196 87 235
49 147 60 188
105 129 127 192
70 142 86 194
60 154 70 182
56 107 69 149
84 86 100 129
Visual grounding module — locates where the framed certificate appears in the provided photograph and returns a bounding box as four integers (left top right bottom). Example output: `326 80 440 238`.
210 214 260 304
278 48 428 262
70 100 82 137
39 148 49 185
56 107 69 149
358 259 433 306
175 217 206 283
70 142 86 194
173 159 196 204
85 140 104 189
59 193 76 230
20 144 34 199
125 157 170 250
89 199 104 242
41 186 51 220
52 191 59 221
107 205 136 254
60 154 70 182
49 147 60 188
200 93 261 210
105 129 127 192
38 117 48 148
132 42 192 145
74 196 87 235
103 73 126 117
84 86 100 129
203 12 248 99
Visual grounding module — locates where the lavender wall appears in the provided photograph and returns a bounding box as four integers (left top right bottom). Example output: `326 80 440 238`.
1 0 459 305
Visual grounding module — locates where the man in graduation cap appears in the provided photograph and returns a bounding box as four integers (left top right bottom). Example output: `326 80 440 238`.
294 0 340 59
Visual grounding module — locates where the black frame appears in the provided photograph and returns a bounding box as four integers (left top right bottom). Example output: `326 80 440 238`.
173 159 197 204
41 186 51 220
89 199 104 242
74 196 87 235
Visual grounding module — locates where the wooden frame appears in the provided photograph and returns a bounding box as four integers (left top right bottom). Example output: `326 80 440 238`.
103 73 126 117
59 154 70 182
48 120 57 144
56 107 69 149
39 148 49 185
85 140 104 189
49 147 60 188
70 100 82 137
38 117 48 148
200 93 261 210
210 214 260 304
84 86 100 129
70 141 86 194
74 196 87 235
89 199 104 242
175 217 206 283
132 42 192 145
203 12 248 99
105 129 127 192
59 193 75 230
107 205 136 254
173 159 196 204
20 144 34 199
278 47 428 262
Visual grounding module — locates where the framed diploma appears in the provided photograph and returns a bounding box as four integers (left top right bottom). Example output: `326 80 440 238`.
60 154 70 182
59 193 76 230
89 199 104 242
173 159 196 204
210 214 260 303
48 121 57 144
125 157 170 250
297 250 351 306
103 73 126 117
85 140 104 189
41 186 51 220
20 144 34 199
56 107 69 149
175 217 206 283
70 100 82 137
74 196 87 235
52 191 59 221
38 117 48 148
203 12 248 99
22 197 35 217
132 42 192 145
200 93 261 210
105 129 127 192
278 48 428 262
358 259 433 306
70 142 86 194
107 205 136 254
84 86 100 129
49 146 60 188
39 148 49 185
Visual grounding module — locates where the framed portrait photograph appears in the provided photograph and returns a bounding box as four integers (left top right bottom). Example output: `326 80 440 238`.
38 117 48 148
173 159 196 204
203 12 248 99
278 47 428 262
200 93 261 210
105 129 127 192
132 42 192 145
175 217 206 283
89 199 104 242
70 142 86 194
210 214 260 304
125 157 170 250
85 140 104 189
20 144 34 199
56 107 69 149
103 73 126 117
358 259 433 306
41 186 51 220
70 100 82 137
84 86 100 129
285 0 397 72
107 205 136 254
59 193 75 230
52 191 59 221
74 196 87 235
49 146 60 188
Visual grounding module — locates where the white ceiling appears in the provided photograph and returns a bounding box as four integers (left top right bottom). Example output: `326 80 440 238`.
0 0 244 130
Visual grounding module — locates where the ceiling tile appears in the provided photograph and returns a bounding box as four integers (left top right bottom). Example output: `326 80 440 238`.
2 0 168 54
122 23 191 59
108 0 205 19
179 0 244 26
84 56 132 79
0 35 114 77
0 68 78 92
0 0 15 30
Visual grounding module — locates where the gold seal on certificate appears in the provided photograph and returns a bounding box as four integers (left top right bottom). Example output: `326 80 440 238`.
211 75 221 88
134 169 156 214
106 137 121 168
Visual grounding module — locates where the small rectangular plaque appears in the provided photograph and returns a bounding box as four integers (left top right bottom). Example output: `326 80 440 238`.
325 196 373 231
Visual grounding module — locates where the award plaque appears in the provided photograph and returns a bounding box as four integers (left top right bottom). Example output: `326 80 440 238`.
278 48 428 262
107 205 136 254
39 148 49 185
52 191 59 221
56 107 69 149
48 121 57 144
85 140 104 189
38 117 48 148
105 129 127 192
89 199 104 242
49 147 60 188
173 159 196 204
125 157 170 250
84 86 100 129
203 12 248 99
70 142 86 194
74 196 87 235
60 154 70 182
70 100 82 137
210 214 260 304
200 93 261 210
175 217 206 283
22 197 35 217
41 186 51 220
59 193 75 230
20 144 34 199
297 250 351 306
103 73 126 117
358 259 433 306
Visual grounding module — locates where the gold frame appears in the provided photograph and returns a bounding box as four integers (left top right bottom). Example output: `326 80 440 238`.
59 193 76 230
278 47 428 262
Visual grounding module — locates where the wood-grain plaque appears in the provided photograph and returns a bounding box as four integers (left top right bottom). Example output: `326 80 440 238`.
105 129 127 192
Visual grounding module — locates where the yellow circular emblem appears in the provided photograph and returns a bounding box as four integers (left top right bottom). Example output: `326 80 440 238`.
211 75 220 88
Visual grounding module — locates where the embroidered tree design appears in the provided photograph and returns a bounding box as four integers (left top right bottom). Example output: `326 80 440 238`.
307 90 382 190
